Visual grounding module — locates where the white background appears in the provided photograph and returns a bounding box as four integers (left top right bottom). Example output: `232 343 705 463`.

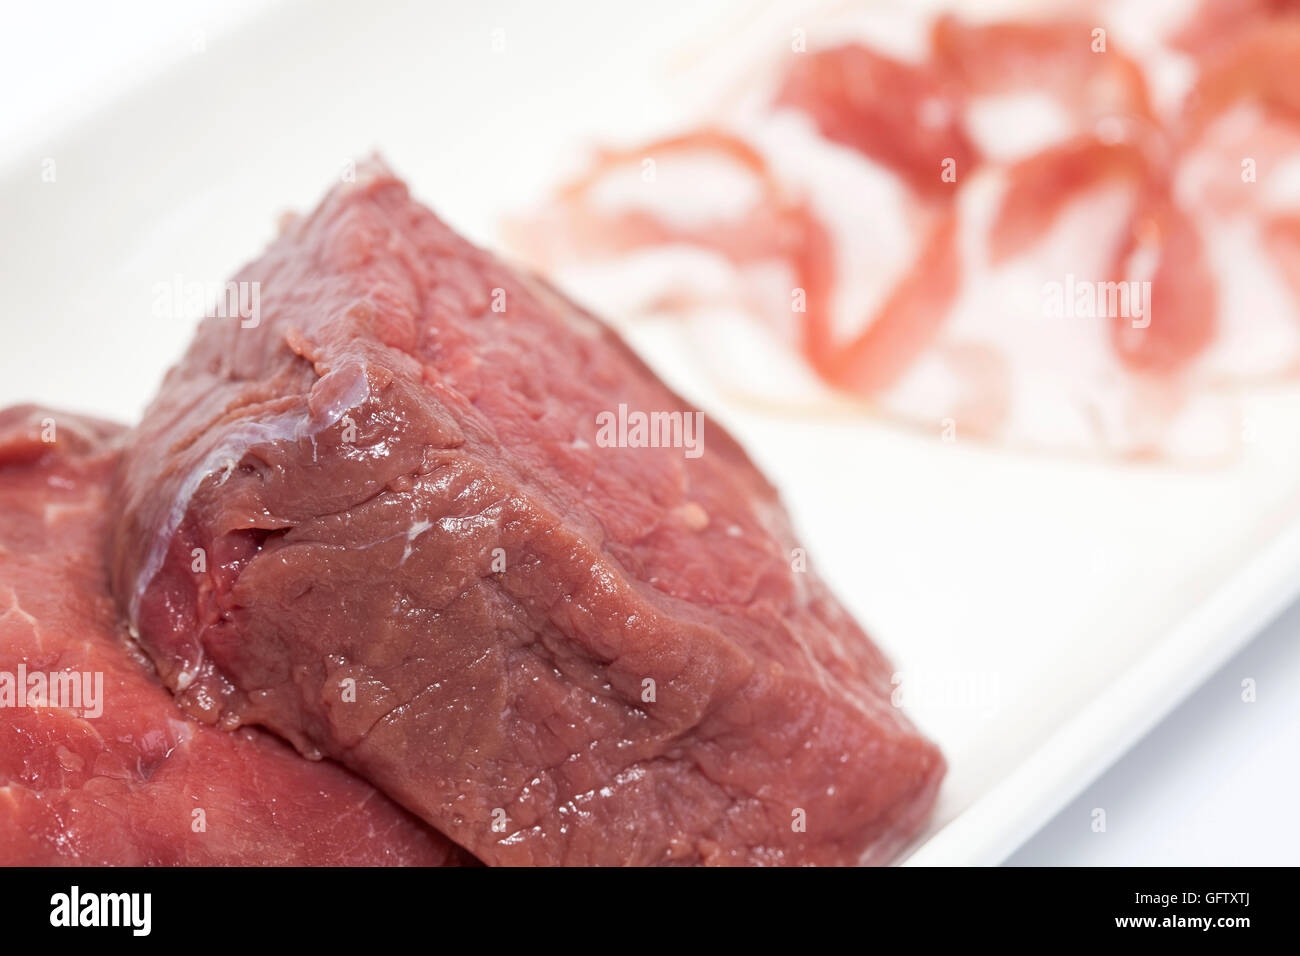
2 0 1296 866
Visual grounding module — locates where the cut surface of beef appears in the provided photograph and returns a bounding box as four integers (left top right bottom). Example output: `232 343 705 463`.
0 405 467 866
110 161 944 866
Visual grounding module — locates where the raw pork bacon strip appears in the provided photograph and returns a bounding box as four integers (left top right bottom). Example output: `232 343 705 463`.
773 43 978 200
1181 19 1300 136
523 125 963 398
533 130 842 371
989 137 1150 265
554 131 831 343
1172 0 1300 60
1265 215 1300 309
1109 186 1219 373
110 163 944 867
0 405 469 866
991 137 1216 373
929 15 1155 125
516 6 1300 458
823 209 961 395
772 45 967 392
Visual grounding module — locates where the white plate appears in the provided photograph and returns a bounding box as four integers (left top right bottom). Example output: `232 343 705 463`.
4 0 1299 865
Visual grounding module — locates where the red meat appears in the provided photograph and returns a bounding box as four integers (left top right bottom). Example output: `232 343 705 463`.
0 405 468 865
110 162 944 866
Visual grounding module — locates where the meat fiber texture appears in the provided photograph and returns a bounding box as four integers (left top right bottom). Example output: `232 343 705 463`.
0 405 467 866
110 161 944 866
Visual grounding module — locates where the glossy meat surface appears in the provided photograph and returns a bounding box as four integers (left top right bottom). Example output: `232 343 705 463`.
0 405 467 865
111 164 943 865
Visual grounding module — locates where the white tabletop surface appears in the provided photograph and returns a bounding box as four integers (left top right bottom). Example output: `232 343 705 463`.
3 0 1296 867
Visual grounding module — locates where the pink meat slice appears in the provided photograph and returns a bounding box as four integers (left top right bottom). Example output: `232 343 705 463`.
109 162 944 866
774 43 978 201
0 405 469 866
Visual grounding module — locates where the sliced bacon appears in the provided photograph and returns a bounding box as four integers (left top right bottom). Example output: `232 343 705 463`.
1110 188 1217 373
1172 0 1300 60
774 44 977 200
547 130 779 256
528 130 842 366
930 15 1154 124
990 136 1149 263
529 122 960 396
514 5 1300 452
822 209 961 393
1264 214 1300 306
1184 22 1300 139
